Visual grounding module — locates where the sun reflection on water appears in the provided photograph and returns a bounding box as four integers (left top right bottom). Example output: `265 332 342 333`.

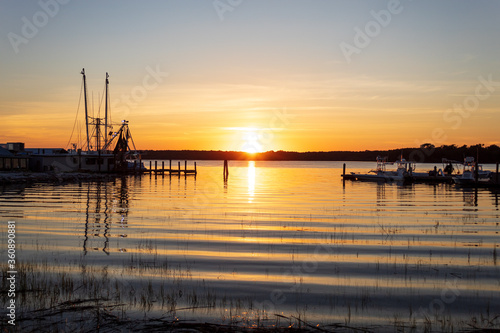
247 161 256 203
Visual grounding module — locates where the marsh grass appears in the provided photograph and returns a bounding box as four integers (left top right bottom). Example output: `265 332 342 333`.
2 257 500 332
1 259 322 332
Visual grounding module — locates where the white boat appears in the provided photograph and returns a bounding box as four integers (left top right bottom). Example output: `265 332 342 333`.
453 157 491 185
350 156 410 182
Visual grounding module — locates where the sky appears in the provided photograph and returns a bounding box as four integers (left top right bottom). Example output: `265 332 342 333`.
1 0 499 152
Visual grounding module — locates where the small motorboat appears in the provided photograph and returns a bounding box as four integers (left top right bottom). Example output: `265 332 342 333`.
453 157 491 185
349 156 411 182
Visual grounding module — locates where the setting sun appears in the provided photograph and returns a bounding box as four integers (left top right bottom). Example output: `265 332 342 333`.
225 127 267 153
241 129 263 154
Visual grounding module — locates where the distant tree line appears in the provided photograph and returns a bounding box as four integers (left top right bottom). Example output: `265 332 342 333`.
141 144 500 163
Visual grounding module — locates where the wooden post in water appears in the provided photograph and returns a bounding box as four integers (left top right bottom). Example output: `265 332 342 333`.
475 149 479 185
474 161 479 185
223 160 229 181
342 163 346 187
162 161 165 176
185 160 187 172
169 160 172 172
195 162 197 175
178 161 181 174
149 161 152 173
496 162 499 185
155 161 157 173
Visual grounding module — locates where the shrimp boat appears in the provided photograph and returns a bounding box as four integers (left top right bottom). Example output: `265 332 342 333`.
453 157 491 185
347 156 413 182
29 69 145 173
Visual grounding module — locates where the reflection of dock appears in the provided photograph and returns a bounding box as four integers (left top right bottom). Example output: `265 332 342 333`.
144 160 197 176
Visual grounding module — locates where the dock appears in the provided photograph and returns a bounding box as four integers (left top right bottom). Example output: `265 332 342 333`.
408 174 454 184
144 160 197 176
342 162 500 187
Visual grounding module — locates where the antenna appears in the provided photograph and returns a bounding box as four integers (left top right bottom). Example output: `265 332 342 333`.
105 72 109 152
81 68 90 152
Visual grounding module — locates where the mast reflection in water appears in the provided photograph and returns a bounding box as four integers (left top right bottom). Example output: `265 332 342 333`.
82 178 130 255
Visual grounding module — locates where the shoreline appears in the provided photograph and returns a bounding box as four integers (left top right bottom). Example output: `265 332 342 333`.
141 146 500 164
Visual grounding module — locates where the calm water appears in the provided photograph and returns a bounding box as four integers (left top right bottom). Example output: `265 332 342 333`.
1 161 499 330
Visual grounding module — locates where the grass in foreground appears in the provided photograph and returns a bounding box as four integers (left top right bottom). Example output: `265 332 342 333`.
1 260 499 333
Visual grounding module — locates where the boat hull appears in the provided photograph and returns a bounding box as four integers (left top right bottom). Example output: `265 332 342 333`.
453 171 491 185
29 153 116 172
453 177 491 185
353 172 404 182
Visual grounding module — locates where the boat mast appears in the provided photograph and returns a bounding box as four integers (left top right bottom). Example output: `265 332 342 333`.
81 68 90 152
105 72 109 152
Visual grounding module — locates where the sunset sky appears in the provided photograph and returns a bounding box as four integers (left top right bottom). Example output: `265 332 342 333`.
1 0 499 152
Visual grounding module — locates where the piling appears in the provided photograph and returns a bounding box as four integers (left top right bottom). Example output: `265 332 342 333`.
223 160 229 180
342 163 346 187
145 159 197 176
496 163 499 184
474 161 479 185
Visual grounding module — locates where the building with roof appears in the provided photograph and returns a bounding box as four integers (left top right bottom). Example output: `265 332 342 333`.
0 145 29 171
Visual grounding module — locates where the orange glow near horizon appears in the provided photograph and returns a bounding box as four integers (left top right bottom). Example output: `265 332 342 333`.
0 68 498 152
2 65 500 152
3 107 500 153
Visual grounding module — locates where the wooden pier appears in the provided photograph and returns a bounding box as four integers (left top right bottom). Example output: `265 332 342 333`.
144 160 197 176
